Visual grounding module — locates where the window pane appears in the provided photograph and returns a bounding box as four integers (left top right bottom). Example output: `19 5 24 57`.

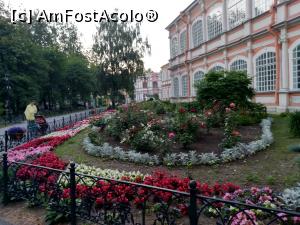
228 0 246 29
254 0 273 16
293 45 300 89
182 75 188 97
180 31 187 53
255 52 276 92
192 20 203 47
207 7 223 40
230 59 247 72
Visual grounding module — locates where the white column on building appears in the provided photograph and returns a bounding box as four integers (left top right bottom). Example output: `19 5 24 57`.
222 0 228 32
246 0 253 20
224 50 229 70
280 28 289 90
278 27 289 112
247 41 254 87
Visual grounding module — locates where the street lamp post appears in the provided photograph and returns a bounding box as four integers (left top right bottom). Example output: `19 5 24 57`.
4 71 11 126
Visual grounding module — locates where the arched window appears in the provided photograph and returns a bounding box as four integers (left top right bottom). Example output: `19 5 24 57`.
192 20 203 48
254 0 273 16
182 75 188 97
210 66 224 72
230 59 247 72
193 71 205 95
228 0 246 29
292 44 300 89
153 81 158 89
173 78 179 97
180 31 187 53
207 7 223 40
255 52 276 92
171 37 178 58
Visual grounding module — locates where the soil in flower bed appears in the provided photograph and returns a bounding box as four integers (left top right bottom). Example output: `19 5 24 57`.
97 124 261 155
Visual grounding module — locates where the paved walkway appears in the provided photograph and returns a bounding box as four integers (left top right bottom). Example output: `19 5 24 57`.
0 109 92 136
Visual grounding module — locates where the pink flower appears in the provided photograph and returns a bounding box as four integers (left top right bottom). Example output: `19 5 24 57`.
168 132 176 139
293 217 300 224
230 102 236 109
225 107 231 113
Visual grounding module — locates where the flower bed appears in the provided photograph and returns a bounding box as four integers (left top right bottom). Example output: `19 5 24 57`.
83 118 273 166
7 110 115 162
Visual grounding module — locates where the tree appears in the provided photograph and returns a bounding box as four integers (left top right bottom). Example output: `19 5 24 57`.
92 19 150 107
196 70 255 110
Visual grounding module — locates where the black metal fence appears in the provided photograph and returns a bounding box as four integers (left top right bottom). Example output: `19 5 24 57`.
0 108 103 152
1 152 299 225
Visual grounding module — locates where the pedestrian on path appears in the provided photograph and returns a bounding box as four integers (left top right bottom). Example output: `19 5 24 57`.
24 100 38 138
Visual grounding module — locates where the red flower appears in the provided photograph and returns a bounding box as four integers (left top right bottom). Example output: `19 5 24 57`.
229 102 236 109
178 108 186 114
190 108 197 113
232 130 241 137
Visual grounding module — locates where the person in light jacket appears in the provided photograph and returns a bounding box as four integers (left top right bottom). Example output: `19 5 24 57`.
24 101 38 137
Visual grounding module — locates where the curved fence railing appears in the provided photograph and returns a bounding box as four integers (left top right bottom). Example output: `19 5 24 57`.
1 153 299 225
0 108 104 152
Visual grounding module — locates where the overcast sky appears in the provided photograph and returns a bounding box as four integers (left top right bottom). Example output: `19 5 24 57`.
5 0 193 72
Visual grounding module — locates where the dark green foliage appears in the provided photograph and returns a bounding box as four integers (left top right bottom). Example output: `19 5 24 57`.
89 131 104 146
45 208 70 225
289 112 300 137
92 19 150 107
0 3 96 115
196 71 255 110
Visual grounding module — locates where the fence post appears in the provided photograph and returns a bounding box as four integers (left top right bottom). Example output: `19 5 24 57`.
189 180 198 225
69 115 72 125
75 114 77 122
80 113 83 121
4 131 8 152
69 162 77 225
62 117 65 128
85 111 87 118
2 152 9 205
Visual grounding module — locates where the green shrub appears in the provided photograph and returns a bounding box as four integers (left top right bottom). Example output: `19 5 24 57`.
196 71 255 110
289 112 300 137
288 145 300 153
88 131 104 146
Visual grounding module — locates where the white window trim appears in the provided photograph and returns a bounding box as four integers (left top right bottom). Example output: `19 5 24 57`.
289 39 300 91
252 0 273 18
179 29 187 54
192 69 206 96
181 74 189 97
229 56 249 72
191 17 203 49
172 76 180 98
208 63 225 72
253 47 276 92
227 0 247 30
207 3 223 40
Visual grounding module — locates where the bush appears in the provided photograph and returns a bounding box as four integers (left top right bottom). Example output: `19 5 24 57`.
89 131 104 146
196 71 255 111
289 112 300 137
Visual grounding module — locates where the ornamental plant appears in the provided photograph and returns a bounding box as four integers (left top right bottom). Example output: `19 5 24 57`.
195 70 255 111
171 108 200 149
220 103 241 149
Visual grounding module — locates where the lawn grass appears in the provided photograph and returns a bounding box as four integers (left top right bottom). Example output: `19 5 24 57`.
55 115 300 191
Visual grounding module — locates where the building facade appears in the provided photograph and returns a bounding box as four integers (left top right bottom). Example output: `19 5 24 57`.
167 0 300 112
159 63 172 100
134 71 161 102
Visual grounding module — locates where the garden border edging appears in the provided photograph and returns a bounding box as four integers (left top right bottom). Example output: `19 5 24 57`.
83 118 274 166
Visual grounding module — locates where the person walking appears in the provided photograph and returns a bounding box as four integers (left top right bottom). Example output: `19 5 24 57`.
24 100 38 138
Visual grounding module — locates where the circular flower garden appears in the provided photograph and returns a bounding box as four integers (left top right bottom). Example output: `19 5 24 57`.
83 100 272 166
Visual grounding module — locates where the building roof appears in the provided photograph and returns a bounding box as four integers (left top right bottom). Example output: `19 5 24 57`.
165 0 198 30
